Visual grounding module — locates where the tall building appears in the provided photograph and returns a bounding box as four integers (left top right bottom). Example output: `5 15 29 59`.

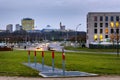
16 24 22 31
60 22 65 30
87 12 120 47
21 18 34 30
6 24 13 33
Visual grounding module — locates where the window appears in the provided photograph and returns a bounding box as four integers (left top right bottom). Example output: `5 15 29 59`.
105 28 108 34
100 29 103 33
100 34 103 41
94 16 97 21
105 35 108 38
105 16 108 21
111 16 114 21
110 34 114 40
94 35 98 40
100 23 103 27
116 29 119 34
116 21 119 28
94 23 97 27
111 29 114 33
94 29 97 33
110 22 114 28
105 23 108 27
116 16 119 21
100 16 103 21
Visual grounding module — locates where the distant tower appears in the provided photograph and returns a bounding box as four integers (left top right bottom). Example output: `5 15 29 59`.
6 24 13 33
60 22 65 30
16 24 22 31
60 22 62 29
21 18 34 31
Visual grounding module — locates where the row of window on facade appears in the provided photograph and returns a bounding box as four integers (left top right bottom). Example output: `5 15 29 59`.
94 34 119 41
94 16 120 21
94 22 120 28
94 28 119 34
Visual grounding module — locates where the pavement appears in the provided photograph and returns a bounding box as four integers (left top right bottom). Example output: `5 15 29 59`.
23 63 98 78
0 76 120 80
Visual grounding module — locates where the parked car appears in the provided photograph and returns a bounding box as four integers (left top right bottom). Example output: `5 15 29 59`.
48 46 56 51
0 43 13 51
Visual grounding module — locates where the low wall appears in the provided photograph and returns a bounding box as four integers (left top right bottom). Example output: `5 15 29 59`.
89 44 120 49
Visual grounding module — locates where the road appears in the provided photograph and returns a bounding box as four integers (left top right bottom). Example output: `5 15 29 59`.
14 42 118 55
46 42 118 55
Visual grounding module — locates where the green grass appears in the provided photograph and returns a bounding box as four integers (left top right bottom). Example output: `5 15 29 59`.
0 50 39 77
0 50 120 77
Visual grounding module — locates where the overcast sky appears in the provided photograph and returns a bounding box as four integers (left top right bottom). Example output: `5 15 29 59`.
0 0 120 31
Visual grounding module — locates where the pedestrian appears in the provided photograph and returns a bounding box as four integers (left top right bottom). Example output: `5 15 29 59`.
24 46 26 49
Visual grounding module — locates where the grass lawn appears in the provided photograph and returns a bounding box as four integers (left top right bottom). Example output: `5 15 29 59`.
0 50 120 77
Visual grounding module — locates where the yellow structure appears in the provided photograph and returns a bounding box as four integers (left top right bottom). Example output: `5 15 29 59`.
21 18 34 30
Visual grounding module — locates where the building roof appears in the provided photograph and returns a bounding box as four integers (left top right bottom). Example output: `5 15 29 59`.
22 18 33 20
41 25 57 32
88 12 120 15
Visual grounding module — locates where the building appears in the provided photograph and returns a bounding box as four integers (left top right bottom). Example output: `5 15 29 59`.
60 22 65 30
87 12 120 47
15 24 22 31
42 25 57 32
6 24 13 33
21 18 34 30
0 30 6 32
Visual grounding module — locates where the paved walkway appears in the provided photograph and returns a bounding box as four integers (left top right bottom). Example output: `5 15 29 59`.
23 63 97 77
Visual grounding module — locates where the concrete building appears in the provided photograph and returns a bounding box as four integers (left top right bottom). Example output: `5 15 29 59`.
6 24 13 33
87 12 120 47
21 18 34 30
15 24 22 31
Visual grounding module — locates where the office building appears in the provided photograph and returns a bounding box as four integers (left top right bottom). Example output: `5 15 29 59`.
87 12 120 47
16 24 22 31
21 18 34 30
6 24 13 33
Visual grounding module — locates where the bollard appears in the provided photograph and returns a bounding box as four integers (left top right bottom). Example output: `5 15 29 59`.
28 50 30 65
34 51 37 67
42 51 44 71
52 50 55 72
62 48 65 76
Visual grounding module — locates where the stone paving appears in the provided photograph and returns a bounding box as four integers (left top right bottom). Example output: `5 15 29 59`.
23 63 98 78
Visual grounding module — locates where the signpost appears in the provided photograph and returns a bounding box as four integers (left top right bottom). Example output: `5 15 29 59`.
34 51 37 67
42 51 44 71
52 50 55 72
28 50 30 65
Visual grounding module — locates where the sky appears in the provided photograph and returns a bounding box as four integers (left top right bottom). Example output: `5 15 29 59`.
0 0 120 31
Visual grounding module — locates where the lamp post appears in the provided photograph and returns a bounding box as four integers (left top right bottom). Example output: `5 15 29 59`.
75 24 81 47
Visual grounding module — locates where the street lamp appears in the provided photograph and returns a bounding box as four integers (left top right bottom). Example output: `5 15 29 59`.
75 24 81 47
